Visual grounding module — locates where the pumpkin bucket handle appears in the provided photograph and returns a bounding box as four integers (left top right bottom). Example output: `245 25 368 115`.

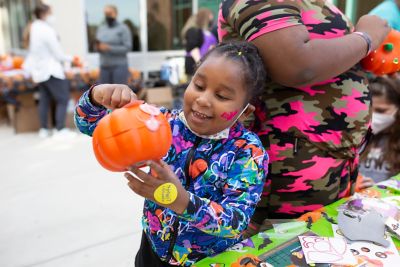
124 100 144 108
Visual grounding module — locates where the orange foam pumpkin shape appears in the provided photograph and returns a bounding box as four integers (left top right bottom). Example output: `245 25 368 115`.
92 101 172 172
361 29 400 75
12 56 24 69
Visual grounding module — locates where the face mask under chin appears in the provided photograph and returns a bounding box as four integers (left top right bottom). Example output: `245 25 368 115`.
179 103 249 140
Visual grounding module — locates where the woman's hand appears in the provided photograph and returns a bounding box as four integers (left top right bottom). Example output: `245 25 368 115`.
124 160 190 214
97 42 111 52
355 15 391 50
91 84 137 109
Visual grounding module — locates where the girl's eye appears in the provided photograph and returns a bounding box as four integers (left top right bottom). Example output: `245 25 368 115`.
216 94 229 100
194 84 204 91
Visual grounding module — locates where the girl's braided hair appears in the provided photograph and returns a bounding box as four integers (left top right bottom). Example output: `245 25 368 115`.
198 41 267 103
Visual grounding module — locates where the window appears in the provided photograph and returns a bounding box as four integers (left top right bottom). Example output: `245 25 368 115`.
198 0 220 19
1 0 37 51
84 0 140 52
147 0 192 51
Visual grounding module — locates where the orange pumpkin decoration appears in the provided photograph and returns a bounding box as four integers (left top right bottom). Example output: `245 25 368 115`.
12 56 24 69
361 30 400 75
92 101 172 172
72 55 83 68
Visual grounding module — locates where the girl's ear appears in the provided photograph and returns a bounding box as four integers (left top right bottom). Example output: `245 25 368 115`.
238 104 255 122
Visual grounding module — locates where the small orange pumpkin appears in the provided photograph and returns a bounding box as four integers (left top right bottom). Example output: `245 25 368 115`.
361 30 400 76
12 56 24 69
92 101 172 172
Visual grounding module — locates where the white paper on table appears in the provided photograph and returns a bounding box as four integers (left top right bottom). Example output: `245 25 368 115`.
332 224 400 266
298 235 357 265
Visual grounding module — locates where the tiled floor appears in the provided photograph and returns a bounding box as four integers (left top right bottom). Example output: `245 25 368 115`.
0 125 143 267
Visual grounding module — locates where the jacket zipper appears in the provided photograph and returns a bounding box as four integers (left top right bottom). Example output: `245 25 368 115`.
165 136 201 263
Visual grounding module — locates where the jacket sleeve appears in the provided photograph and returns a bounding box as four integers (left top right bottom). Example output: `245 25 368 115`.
74 90 108 136
108 25 132 55
178 136 269 238
45 27 72 62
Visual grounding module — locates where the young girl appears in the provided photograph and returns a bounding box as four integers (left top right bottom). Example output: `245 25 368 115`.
74 42 269 266
357 76 400 189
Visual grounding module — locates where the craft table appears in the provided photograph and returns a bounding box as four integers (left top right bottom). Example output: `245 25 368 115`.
194 175 400 267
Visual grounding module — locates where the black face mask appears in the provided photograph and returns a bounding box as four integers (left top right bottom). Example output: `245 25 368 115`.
208 19 214 28
105 16 115 27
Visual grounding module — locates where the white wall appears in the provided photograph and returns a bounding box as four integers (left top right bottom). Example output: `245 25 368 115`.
44 0 87 58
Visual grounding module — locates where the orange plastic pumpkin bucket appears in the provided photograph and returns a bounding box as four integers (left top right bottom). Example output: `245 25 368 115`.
361 29 400 76
92 101 172 172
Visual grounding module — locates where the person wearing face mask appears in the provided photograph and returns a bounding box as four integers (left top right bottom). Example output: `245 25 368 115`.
357 76 400 189
23 3 75 138
95 5 132 84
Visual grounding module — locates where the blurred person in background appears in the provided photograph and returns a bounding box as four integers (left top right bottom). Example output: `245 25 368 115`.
23 3 74 138
95 5 132 84
369 0 400 31
183 8 217 78
357 76 400 189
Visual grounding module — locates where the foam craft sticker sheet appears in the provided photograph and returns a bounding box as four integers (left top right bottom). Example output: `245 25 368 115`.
332 224 400 266
298 236 357 265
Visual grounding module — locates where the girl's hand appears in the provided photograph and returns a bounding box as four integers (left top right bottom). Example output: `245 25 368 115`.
355 15 390 50
356 175 375 191
124 160 190 214
91 84 137 109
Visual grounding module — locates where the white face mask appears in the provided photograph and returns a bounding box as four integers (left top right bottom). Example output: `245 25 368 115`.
371 111 397 134
179 103 250 140
45 15 56 25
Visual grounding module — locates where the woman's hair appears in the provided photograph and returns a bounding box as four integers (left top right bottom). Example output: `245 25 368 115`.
180 14 197 43
34 3 50 19
362 76 400 174
196 8 213 29
198 41 267 104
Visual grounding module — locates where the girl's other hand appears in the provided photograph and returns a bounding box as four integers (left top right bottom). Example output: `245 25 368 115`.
355 175 375 192
124 160 190 214
91 84 137 109
355 15 390 50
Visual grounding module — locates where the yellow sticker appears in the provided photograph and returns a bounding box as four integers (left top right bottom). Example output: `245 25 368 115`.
154 182 178 205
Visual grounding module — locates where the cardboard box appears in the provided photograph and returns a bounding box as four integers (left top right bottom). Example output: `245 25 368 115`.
145 86 173 109
0 102 9 124
8 92 80 133
11 93 42 133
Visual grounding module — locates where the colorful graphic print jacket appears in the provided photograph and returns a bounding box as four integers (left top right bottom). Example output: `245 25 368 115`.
219 0 371 218
74 90 269 266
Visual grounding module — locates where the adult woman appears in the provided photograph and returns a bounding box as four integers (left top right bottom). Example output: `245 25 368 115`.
183 8 217 77
23 3 73 138
218 0 390 230
358 76 400 189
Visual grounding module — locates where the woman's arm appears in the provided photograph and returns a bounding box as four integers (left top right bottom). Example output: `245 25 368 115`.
220 0 390 87
108 25 132 55
252 15 390 87
45 27 71 62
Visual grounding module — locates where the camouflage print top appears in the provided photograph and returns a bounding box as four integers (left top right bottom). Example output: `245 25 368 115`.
219 0 370 218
